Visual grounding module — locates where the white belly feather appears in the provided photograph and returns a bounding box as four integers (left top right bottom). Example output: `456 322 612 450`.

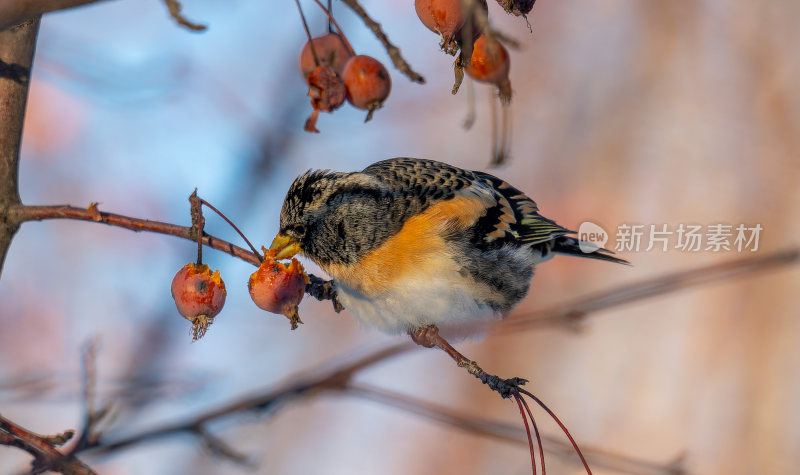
333 253 500 337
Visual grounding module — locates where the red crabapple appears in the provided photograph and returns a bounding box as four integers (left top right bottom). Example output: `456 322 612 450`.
415 0 466 54
299 33 353 79
465 34 512 103
249 253 309 330
171 263 227 341
342 55 392 122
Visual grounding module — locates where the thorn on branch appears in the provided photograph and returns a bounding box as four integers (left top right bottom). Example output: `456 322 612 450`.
42 430 75 447
163 0 208 32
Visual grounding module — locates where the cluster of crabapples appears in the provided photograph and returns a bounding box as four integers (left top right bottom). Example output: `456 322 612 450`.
300 32 392 132
415 0 512 102
170 248 309 341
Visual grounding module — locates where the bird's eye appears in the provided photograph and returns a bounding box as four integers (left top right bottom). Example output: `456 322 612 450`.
293 224 306 236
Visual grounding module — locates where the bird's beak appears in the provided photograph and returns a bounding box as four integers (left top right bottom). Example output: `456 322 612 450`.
269 233 301 260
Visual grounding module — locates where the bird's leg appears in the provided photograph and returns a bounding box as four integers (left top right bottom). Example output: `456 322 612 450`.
408 325 528 399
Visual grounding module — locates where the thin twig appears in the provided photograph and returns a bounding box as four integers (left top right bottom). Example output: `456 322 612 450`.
518 388 592 474
162 0 207 31
9 203 341 310
190 191 204 265
345 383 685 475
295 0 320 67
309 0 355 56
0 414 94 475
519 395 546 475
513 392 537 475
499 248 800 332
338 0 425 83
78 343 412 456
198 197 261 259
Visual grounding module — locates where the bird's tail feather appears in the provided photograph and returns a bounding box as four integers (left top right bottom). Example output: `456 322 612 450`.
550 236 631 265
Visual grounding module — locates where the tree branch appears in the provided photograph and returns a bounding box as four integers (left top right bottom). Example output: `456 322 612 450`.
0 1 106 32
78 343 412 456
499 248 800 333
0 413 95 475
346 383 685 475
9 203 341 307
0 17 40 279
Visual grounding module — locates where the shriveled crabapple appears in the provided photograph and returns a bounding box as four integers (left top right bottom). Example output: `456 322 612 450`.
304 65 347 133
171 263 227 341
465 34 512 103
415 0 466 54
342 55 392 122
299 32 353 79
249 252 309 330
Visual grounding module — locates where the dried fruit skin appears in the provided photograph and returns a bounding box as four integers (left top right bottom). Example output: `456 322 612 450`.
300 33 353 79
305 65 347 133
342 55 392 119
171 263 227 341
465 35 510 86
415 0 465 41
249 255 309 329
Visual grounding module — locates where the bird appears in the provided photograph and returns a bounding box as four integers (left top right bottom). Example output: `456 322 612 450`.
269 157 627 339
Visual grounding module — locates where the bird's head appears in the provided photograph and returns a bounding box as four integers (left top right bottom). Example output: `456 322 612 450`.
269 169 393 266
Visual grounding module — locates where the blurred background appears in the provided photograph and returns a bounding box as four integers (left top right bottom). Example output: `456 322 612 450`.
1 0 799 473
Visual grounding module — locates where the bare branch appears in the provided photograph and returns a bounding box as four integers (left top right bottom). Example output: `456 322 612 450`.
499 248 800 333
346 383 685 475
0 17 39 278
10 202 341 309
162 0 207 31
78 343 412 456
338 0 425 84
0 1 106 31
0 414 95 475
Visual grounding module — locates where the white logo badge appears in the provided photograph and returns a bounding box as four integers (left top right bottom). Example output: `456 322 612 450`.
578 221 608 254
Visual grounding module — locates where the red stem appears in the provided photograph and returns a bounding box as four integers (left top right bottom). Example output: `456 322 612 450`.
309 0 356 56
513 392 537 475
295 0 320 67
198 198 261 260
519 391 546 475
518 388 592 474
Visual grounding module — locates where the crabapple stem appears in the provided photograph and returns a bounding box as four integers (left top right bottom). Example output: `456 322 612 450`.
189 190 204 265
294 0 321 67
198 198 262 260
327 0 333 33
309 0 356 56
